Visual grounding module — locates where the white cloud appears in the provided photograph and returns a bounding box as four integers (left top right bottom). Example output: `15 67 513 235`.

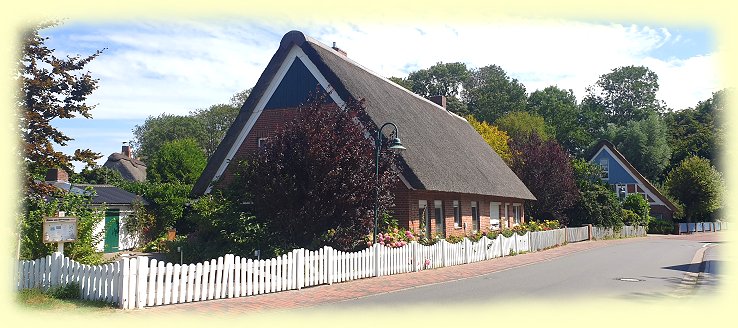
45 19 722 170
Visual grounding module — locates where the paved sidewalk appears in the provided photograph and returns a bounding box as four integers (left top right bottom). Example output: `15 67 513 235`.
141 233 722 315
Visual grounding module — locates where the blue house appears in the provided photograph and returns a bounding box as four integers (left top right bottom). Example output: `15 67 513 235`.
587 140 676 221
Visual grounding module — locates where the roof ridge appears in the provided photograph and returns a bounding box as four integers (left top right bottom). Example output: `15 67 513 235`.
303 36 467 123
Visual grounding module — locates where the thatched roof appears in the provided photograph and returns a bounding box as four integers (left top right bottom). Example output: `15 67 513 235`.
192 30 534 201
103 153 147 182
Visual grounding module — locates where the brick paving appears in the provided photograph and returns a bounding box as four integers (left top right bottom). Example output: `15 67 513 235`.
139 233 723 315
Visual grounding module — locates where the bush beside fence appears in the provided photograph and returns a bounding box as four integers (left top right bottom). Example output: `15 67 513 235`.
16 224 649 309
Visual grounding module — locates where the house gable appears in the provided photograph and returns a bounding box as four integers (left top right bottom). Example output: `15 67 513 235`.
202 45 346 194
588 141 673 210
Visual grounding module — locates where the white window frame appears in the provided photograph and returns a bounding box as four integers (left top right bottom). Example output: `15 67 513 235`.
257 137 269 148
418 200 429 237
489 202 501 229
471 201 479 232
434 200 444 235
599 158 609 180
512 203 522 225
453 200 461 228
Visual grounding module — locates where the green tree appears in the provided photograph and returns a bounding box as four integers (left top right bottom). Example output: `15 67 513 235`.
190 104 240 158
664 89 725 170
390 62 470 115
665 156 722 223
229 88 252 108
495 111 551 143
527 86 590 156
118 181 192 237
18 22 103 194
231 94 399 251
147 138 207 184
131 114 204 161
604 113 671 182
622 194 650 226
465 115 512 163
583 65 664 126
567 159 624 227
70 166 125 185
463 64 527 123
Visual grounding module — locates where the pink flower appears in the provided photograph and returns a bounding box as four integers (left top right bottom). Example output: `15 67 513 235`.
367 241 372 247
391 242 397 247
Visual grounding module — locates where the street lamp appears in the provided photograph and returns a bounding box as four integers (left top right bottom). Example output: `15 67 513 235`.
374 122 406 245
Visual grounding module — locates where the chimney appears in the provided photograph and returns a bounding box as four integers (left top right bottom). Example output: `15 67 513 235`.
331 42 347 57
45 168 69 182
430 95 447 109
122 141 131 158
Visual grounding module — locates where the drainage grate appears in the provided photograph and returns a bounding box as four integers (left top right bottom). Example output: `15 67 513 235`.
616 278 644 282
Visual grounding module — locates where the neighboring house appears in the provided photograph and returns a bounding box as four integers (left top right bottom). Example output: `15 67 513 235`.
45 168 147 253
192 30 535 238
103 143 147 182
587 140 676 221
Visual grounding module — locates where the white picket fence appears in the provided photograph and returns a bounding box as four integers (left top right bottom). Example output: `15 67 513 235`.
592 225 647 240
16 225 643 309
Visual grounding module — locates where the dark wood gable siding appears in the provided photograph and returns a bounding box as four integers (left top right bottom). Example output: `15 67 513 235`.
264 57 327 110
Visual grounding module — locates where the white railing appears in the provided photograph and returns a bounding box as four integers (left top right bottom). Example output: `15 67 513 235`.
17 225 650 309
566 226 589 243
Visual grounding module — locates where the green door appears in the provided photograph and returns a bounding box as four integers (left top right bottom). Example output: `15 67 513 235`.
104 209 120 253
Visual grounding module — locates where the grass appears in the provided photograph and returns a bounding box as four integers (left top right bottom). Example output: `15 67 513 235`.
17 288 118 313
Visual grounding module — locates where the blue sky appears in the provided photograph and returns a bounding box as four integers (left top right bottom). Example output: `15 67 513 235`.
41 18 721 171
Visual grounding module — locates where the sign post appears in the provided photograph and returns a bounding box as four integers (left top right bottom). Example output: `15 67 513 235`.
43 211 78 254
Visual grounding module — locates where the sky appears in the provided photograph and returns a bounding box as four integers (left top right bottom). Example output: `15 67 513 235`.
40 18 721 171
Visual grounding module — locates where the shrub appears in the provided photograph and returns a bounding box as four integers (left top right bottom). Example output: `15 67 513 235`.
445 235 465 244
48 282 80 300
648 216 675 235
500 228 514 238
486 230 499 239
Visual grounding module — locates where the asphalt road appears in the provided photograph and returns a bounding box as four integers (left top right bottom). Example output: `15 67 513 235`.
318 237 716 308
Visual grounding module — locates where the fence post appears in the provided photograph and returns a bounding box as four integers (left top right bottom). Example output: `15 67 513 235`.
296 249 304 290
373 244 379 277
482 236 489 260
440 240 447 267
326 246 333 285
587 224 593 240
463 238 469 264
136 256 148 309
119 255 129 309
411 242 418 272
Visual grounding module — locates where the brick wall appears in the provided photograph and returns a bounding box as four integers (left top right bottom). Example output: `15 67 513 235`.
396 188 527 238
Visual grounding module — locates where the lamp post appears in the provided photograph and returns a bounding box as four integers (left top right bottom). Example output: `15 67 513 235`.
374 122 406 245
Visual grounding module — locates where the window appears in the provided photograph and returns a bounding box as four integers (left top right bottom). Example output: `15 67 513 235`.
615 184 627 199
512 203 521 225
418 200 429 238
453 200 461 228
257 137 269 148
489 202 501 230
434 200 444 236
599 158 609 180
471 201 479 232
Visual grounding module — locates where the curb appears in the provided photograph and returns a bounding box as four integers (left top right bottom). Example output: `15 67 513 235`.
671 243 713 297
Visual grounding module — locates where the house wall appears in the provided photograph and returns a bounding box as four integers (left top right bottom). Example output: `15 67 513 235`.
91 205 134 253
592 149 637 185
650 204 673 222
394 187 527 238
215 107 299 189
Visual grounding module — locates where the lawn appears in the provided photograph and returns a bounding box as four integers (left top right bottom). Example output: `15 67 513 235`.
17 288 118 313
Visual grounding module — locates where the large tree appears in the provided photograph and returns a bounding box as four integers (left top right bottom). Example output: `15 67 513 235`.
231 94 399 251
390 62 470 115
190 104 240 158
131 114 203 161
494 111 552 143
147 138 207 184
463 64 527 124
465 115 512 163
582 65 664 126
18 23 103 194
527 86 591 156
604 113 672 182
509 133 579 225
664 89 725 171
665 156 722 223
